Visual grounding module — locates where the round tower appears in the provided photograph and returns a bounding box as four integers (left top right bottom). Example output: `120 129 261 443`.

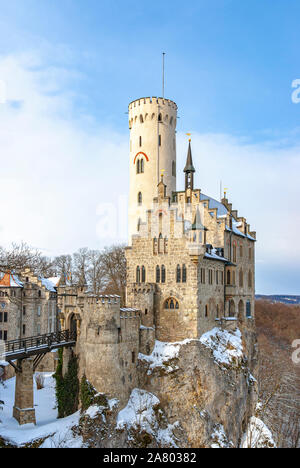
128 97 178 242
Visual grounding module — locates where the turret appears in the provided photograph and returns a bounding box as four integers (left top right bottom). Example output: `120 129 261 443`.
184 140 195 191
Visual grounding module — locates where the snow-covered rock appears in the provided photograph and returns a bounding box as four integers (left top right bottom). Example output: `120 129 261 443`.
200 327 244 369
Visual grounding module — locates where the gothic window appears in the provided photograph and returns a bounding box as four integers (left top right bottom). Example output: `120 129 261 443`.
176 265 181 283
182 265 187 283
201 268 206 284
248 270 252 289
226 270 231 285
164 297 179 310
233 243 237 263
139 115 143 124
239 270 244 288
172 161 176 177
216 271 219 285
137 160 140 174
209 270 213 285
232 271 236 285
138 192 142 205
141 158 144 173
136 266 140 284
158 113 162 122
142 266 146 283
249 247 252 261
158 233 164 254
161 265 166 284
156 265 160 283
246 301 251 318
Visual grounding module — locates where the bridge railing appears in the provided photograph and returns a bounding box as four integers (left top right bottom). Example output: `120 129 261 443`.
5 330 77 356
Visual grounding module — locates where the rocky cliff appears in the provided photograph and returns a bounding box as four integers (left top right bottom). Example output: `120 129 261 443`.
77 323 267 448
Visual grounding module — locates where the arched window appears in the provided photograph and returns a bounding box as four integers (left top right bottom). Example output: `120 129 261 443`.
232 270 236 286
158 233 164 254
227 270 231 285
161 265 166 283
141 158 144 173
164 297 179 310
176 265 181 283
141 266 146 283
139 115 143 124
182 265 187 283
248 270 252 288
246 301 251 318
158 113 162 122
156 266 160 283
137 159 140 174
233 243 237 263
239 270 244 287
136 266 140 284
172 161 176 177
138 192 142 205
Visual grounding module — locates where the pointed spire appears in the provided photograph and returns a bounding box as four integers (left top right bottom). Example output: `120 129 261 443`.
184 140 195 174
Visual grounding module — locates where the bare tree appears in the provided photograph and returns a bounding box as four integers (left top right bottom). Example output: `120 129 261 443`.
87 250 106 295
0 242 44 273
73 248 90 286
101 245 126 304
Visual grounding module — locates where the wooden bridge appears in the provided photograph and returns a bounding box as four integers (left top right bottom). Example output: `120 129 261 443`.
4 330 77 372
1 330 77 426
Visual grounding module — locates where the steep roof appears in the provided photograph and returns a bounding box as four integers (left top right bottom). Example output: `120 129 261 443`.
0 272 23 288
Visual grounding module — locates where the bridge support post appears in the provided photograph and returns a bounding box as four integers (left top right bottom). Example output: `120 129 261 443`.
13 358 36 425
62 347 73 377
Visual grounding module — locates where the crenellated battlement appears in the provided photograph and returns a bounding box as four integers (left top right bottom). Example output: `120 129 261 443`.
128 96 177 111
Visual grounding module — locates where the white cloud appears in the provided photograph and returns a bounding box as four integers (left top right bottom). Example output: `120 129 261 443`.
0 51 299 293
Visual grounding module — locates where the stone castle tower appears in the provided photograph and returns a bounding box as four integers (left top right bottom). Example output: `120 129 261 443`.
128 97 178 241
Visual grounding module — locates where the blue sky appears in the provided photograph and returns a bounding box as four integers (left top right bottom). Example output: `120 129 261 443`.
0 0 299 294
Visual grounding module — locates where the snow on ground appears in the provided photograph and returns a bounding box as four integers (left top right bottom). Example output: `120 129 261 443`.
117 388 179 448
210 424 234 448
138 339 193 375
241 417 276 448
0 374 82 448
200 327 244 368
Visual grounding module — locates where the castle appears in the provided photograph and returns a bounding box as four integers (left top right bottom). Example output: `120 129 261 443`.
57 96 256 406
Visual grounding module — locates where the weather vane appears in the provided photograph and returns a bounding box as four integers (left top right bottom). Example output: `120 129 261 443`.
186 133 192 142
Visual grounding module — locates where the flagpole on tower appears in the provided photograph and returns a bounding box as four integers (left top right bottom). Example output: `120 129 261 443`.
162 52 165 99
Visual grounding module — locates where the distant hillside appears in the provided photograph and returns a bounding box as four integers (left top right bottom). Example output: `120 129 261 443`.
256 294 300 305
255 300 300 448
